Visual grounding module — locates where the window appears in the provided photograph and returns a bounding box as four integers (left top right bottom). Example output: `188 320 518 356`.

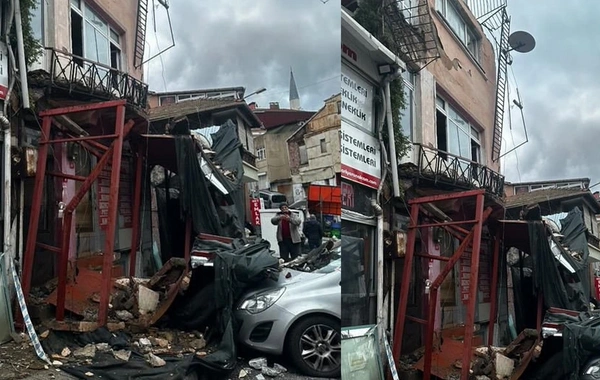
256 147 266 161
320 138 327 154
436 96 481 163
400 71 415 141
399 0 418 25
436 0 480 61
299 143 308 165
159 96 176 106
71 1 122 72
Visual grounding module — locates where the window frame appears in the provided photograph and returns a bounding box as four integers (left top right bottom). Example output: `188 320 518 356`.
400 71 415 141
435 0 480 62
298 143 308 165
71 1 122 69
436 95 482 163
320 138 327 154
256 147 266 161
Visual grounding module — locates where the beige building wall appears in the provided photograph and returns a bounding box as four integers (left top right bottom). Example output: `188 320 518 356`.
44 0 143 81
425 0 498 171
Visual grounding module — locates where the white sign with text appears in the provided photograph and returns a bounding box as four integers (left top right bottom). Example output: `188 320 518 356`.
341 65 374 133
341 121 381 189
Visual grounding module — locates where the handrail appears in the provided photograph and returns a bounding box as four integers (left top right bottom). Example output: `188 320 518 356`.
44 48 149 109
409 143 505 197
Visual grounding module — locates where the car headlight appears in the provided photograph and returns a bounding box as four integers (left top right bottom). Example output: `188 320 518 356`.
239 287 285 314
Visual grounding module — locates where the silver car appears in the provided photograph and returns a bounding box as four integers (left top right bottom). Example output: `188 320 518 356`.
235 259 341 378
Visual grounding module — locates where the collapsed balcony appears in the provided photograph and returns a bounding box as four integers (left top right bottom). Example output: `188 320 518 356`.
28 48 149 109
399 143 505 197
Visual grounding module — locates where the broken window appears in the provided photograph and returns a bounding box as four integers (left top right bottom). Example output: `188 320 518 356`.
436 96 482 163
299 143 308 165
71 1 122 76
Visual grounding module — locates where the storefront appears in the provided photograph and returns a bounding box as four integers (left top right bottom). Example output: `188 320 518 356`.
341 9 405 329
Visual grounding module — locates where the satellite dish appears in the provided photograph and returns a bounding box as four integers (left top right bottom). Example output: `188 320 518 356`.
508 31 536 53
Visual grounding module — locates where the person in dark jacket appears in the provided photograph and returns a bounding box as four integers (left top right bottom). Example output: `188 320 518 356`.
303 215 324 249
271 203 302 262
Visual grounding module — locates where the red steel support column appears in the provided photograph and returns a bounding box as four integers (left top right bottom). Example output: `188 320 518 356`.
488 232 501 346
98 105 126 325
460 193 485 379
129 144 144 277
392 203 420 362
22 116 52 297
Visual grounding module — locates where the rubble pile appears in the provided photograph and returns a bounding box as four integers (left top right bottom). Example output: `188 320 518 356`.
281 239 340 272
469 329 539 380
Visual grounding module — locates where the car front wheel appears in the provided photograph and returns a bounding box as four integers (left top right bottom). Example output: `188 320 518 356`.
286 315 341 378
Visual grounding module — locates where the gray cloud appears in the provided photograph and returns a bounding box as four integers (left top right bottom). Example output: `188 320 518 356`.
144 0 340 111
500 0 600 186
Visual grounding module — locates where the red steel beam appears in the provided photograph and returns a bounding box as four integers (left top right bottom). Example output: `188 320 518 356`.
405 315 427 325
47 171 87 182
55 119 135 321
408 189 486 205
411 219 479 230
35 242 61 253
22 116 52 298
460 192 485 379
488 232 502 346
98 105 126 325
392 202 420 362
41 134 118 145
415 253 451 262
39 99 127 117
129 143 145 277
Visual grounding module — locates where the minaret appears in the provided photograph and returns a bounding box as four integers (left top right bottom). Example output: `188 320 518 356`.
289 68 300 110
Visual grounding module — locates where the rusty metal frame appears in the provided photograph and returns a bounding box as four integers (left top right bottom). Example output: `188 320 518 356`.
21 99 138 326
392 189 496 380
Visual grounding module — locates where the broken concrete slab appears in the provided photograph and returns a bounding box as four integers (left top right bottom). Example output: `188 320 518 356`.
116 310 134 321
73 344 96 359
494 352 515 379
145 353 166 367
60 347 71 357
113 350 131 362
249 357 268 370
138 286 160 315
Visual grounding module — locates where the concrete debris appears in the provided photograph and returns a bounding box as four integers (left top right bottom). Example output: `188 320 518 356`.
249 357 268 370
85 372 94 377
138 286 160 315
196 351 208 357
145 353 166 367
73 344 96 359
150 337 170 348
52 360 63 366
116 310 134 321
239 369 248 378
113 350 131 362
190 337 206 350
61 347 71 357
138 337 153 352
255 375 265 380
10 332 27 343
39 330 50 339
475 376 491 380
95 343 110 352
494 353 514 379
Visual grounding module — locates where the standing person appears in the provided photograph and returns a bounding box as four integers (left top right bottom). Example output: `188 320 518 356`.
271 203 302 262
303 215 324 249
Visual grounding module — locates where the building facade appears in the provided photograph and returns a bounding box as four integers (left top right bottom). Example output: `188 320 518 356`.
288 94 341 202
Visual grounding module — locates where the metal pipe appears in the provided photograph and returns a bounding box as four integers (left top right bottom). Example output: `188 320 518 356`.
14 0 30 109
372 199 384 346
384 70 403 198
1 114 10 287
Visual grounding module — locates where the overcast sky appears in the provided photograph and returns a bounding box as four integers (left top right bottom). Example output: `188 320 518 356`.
500 0 600 187
144 0 340 112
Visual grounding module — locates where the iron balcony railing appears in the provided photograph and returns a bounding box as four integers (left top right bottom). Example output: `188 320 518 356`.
407 143 505 197
47 48 149 109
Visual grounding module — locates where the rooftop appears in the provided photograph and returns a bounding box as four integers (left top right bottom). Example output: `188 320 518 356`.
253 108 315 130
505 188 600 215
148 98 262 128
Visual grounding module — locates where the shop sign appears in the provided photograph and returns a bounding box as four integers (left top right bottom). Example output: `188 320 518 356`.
250 198 261 226
341 121 381 189
341 66 374 132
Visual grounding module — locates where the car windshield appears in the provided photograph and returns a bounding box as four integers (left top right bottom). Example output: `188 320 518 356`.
315 258 341 274
272 195 286 203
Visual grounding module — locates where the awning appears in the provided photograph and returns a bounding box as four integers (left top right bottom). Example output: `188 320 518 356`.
307 185 341 216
